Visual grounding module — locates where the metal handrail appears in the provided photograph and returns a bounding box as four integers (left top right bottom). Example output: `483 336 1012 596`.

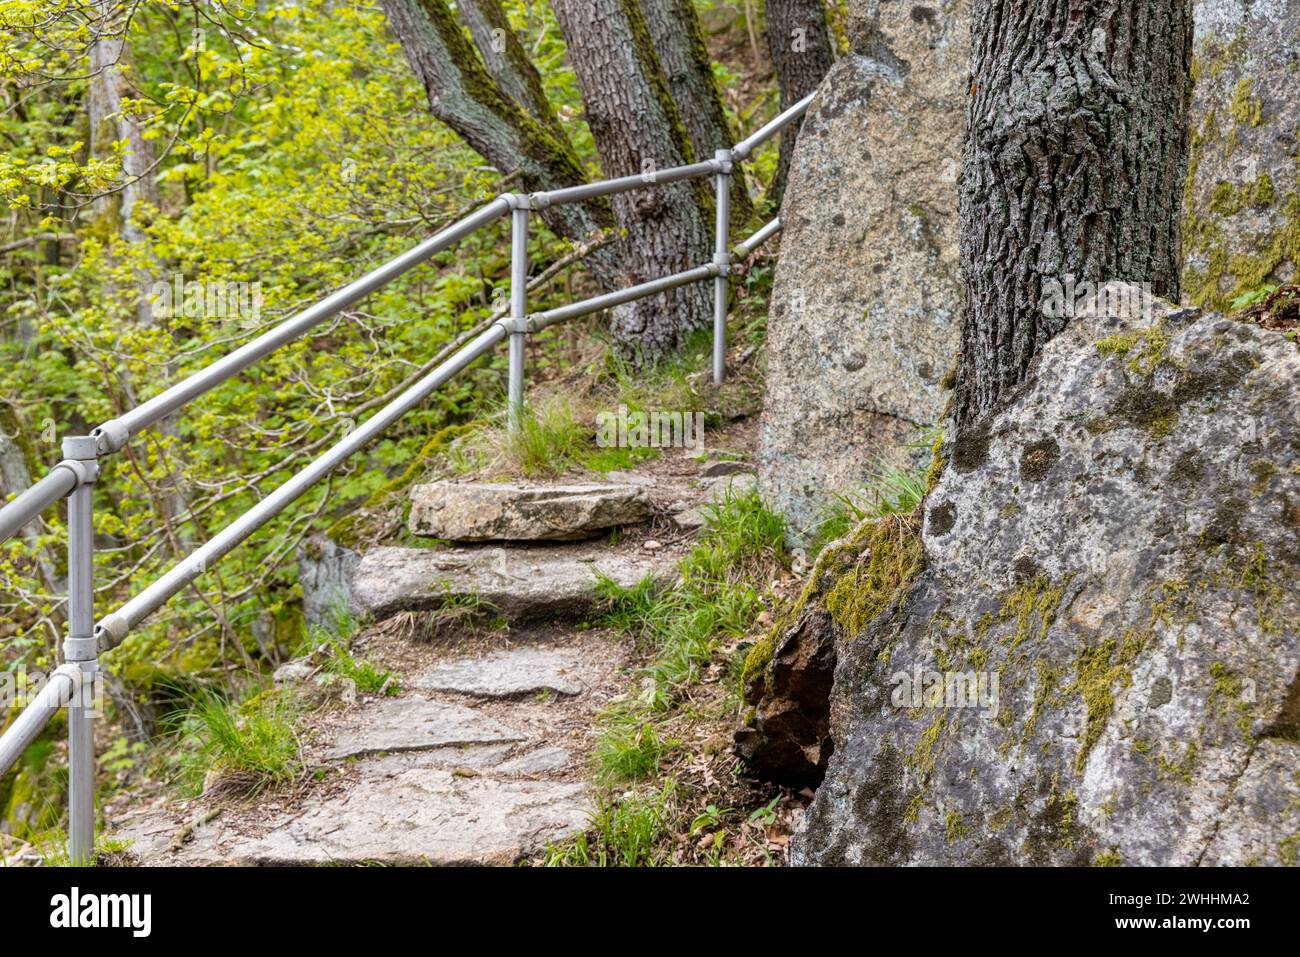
0 89 815 863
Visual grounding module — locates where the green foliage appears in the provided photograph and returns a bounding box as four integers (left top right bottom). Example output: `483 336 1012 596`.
543 780 677 867
169 686 303 796
594 714 665 784
592 487 784 782
680 485 787 587
810 463 928 557
1229 284 1279 311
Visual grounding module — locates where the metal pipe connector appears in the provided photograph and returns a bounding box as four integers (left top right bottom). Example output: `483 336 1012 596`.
90 419 130 455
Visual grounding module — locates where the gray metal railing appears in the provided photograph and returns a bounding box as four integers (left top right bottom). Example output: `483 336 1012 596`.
0 91 814 864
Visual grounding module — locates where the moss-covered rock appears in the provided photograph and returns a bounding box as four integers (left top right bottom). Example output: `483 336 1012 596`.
795 287 1300 866
735 505 925 785
1182 2 1300 310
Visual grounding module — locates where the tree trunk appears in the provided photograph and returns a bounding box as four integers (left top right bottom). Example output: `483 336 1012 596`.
955 0 1192 433
551 0 713 357
639 0 751 220
765 0 834 206
457 0 557 126
380 0 621 292
88 2 159 325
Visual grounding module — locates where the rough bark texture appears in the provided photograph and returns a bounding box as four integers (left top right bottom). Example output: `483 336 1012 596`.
639 0 752 220
764 0 834 206
552 0 713 357
381 0 621 293
954 0 1193 433
457 0 558 126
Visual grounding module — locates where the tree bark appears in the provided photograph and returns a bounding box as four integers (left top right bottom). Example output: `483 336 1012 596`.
88 2 159 325
551 0 713 357
457 0 557 126
765 0 834 206
380 0 621 292
639 0 751 220
954 0 1192 433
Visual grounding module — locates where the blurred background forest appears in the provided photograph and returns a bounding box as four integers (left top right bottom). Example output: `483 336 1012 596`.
0 0 839 844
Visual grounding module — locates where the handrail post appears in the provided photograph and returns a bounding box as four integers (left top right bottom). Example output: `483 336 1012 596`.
712 149 732 385
506 195 530 432
61 435 99 865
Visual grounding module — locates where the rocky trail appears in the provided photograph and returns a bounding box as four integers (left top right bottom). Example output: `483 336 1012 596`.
104 444 759 866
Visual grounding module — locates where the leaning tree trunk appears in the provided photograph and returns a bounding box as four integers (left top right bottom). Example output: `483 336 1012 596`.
639 0 751 221
380 0 622 292
764 0 834 206
954 0 1192 433
457 0 558 127
551 0 714 358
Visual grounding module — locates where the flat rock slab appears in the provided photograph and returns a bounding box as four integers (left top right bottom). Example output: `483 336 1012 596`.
409 481 650 542
412 646 593 699
229 769 589 865
320 697 525 760
114 766 588 866
349 543 674 620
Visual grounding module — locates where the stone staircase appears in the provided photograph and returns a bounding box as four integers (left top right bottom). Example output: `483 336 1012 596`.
107 456 756 865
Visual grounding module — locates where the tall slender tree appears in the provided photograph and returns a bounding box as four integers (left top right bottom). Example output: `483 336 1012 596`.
88 0 158 324
639 0 751 220
550 0 714 357
955 0 1192 433
764 0 834 205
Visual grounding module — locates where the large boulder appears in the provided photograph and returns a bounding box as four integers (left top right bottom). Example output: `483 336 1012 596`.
778 286 1299 866
1183 0 1300 310
757 1 968 542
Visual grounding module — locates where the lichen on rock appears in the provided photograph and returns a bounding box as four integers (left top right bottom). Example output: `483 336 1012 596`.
1182 1 1300 310
786 285 1300 866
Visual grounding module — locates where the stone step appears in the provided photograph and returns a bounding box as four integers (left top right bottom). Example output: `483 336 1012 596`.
408 480 650 542
347 541 675 622
114 758 590 866
109 639 627 866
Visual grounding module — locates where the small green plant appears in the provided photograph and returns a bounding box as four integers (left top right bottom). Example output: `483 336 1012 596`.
170 687 303 797
322 640 398 695
689 803 734 834
747 796 781 828
298 602 398 694
810 462 928 556
415 581 501 640
1229 283 1278 311
543 781 677 867
593 715 664 784
680 484 787 587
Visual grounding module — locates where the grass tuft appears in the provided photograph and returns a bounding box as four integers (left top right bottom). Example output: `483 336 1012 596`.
170 687 303 798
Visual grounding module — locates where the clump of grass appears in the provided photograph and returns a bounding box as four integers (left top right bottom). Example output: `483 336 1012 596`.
681 484 787 587
170 687 303 798
298 602 398 694
593 714 665 784
504 396 590 476
415 581 502 640
543 781 677 867
592 488 785 783
320 639 398 695
809 461 928 557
